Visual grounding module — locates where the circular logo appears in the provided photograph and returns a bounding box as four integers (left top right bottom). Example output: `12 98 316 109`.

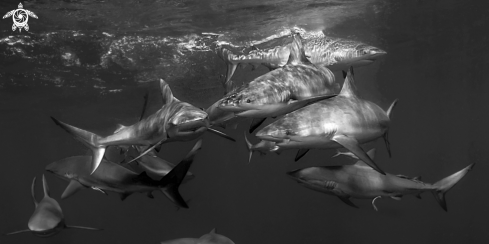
13 9 28 27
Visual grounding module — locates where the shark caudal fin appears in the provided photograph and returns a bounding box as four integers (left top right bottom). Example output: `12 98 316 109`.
383 99 399 158
216 47 238 90
432 163 475 211
51 117 105 175
159 140 202 208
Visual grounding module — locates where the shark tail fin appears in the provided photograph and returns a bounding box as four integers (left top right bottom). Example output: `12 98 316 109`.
216 47 238 91
243 132 254 164
431 163 475 211
66 225 103 231
159 140 202 208
51 117 106 175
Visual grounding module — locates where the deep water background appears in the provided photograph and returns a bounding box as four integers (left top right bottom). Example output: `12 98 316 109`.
1 0 488 244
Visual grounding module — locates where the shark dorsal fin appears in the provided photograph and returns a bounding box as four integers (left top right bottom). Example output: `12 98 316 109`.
210 228 217 234
339 66 357 98
42 174 50 198
31 177 38 207
286 34 311 66
160 79 175 105
355 148 376 166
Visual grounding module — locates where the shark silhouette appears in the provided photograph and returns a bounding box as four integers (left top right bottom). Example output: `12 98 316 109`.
46 140 202 208
287 149 474 211
4 175 101 237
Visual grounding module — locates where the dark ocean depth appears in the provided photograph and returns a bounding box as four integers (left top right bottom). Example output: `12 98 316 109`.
0 0 488 244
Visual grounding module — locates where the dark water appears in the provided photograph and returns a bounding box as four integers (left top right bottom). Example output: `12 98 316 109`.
0 0 488 243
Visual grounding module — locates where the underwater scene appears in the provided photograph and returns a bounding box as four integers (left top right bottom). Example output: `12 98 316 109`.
0 0 487 243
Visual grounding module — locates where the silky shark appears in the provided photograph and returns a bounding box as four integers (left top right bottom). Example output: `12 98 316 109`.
217 31 386 87
45 140 202 208
215 34 338 133
287 149 475 211
254 67 398 175
51 79 234 174
4 175 101 237
160 228 235 244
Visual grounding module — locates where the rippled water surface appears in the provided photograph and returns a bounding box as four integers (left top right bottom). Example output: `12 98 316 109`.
0 0 488 244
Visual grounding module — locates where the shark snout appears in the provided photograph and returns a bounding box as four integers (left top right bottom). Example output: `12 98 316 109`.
367 48 387 58
286 169 302 179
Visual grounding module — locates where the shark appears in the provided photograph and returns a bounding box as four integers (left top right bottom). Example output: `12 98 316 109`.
254 67 398 175
214 34 338 133
217 31 386 88
45 140 202 208
51 78 234 175
287 149 475 211
160 228 235 244
4 175 101 237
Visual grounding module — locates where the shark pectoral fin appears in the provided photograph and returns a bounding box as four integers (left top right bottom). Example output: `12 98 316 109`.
42 174 50 197
295 149 310 162
31 177 38 207
289 94 338 112
126 139 166 164
390 194 402 201
338 196 358 209
66 226 103 231
249 118 267 134
119 193 131 201
243 132 254 164
372 196 382 211
90 186 108 196
3 229 31 236
207 128 236 142
332 135 386 175
61 180 86 199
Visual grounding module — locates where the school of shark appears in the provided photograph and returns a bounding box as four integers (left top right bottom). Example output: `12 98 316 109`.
3 29 474 243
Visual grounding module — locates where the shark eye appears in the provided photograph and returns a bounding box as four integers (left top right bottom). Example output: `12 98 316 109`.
246 99 252 103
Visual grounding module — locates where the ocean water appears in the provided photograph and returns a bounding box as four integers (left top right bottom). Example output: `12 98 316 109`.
0 0 487 244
